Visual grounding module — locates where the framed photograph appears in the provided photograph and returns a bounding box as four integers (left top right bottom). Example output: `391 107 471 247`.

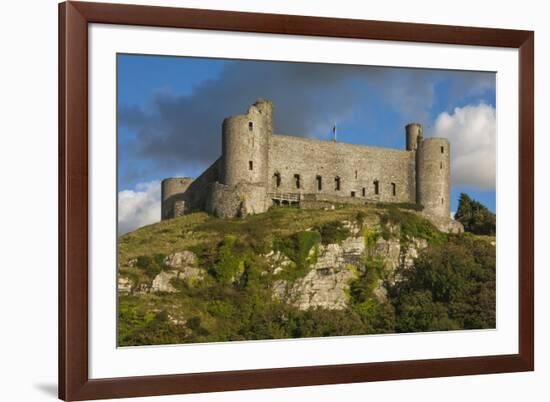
59 1 534 400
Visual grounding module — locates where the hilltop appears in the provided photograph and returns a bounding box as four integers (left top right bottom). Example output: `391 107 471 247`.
118 204 495 346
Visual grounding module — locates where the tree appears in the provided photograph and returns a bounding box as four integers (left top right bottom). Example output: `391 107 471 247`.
454 193 496 235
390 236 496 332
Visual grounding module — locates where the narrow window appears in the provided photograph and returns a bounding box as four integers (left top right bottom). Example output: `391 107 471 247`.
316 175 322 191
274 172 281 188
391 183 396 196
335 176 341 191
440 161 443 169
355 170 358 179
362 187 366 197
441 197 444 205
351 191 356 197
440 146 444 154
294 174 301 189
374 180 379 195
249 161 253 171
248 121 253 131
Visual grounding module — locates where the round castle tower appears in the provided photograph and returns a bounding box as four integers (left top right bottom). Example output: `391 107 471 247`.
221 99 273 186
406 122 423 151
405 123 450 218
416 137 451 218
207 99 273 218
161 177 193 220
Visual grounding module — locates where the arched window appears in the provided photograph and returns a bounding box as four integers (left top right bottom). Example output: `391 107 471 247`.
248 121 253 131
274 172 281 188
391 182 396 196
294 174 301 189
373 180 379 195
335 176 341 191
316 175 322 191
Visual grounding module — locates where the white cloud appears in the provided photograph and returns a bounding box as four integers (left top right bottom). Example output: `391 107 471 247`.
432 103 496 189
118 180 161 235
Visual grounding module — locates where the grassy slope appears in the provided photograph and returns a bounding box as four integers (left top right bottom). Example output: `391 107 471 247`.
117 205 495 346
119 205 380 261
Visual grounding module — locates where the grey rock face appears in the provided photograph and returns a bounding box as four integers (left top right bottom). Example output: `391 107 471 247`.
118 276 132 294
150 251 204 294
423 213 464 234
151 270 179 293
272 236 365 310
150 266 205 293
271 230 428 310
288 267 357 310
164 250 197 269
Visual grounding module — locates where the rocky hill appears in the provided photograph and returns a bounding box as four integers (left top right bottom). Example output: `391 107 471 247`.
118 204 495 346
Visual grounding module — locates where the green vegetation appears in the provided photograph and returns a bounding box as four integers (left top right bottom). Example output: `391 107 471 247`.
390 235 496 332
273 230 320 281
135 254 166 279
117 202 495 346
314 220 351 245
380 207 445 244
211 235 244 284
375 202 424 212
454 193 496 235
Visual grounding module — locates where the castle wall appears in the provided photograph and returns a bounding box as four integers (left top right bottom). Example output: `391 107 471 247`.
268 135 416 204
417 138 450 218
160 158 221 220
206 182 268 219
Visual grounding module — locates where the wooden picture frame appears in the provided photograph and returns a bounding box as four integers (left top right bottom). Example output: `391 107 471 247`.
59 1 534 400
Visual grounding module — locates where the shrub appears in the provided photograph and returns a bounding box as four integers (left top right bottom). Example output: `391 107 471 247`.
211 235 245 284
362 227 380 258
315 221 351 245
135 253 166 278
274 231 320 267
273 231 321 281
380 207 444 243
348 258 385 304
355 210 367 227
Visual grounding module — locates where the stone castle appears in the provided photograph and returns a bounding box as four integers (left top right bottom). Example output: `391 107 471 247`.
161 99 462 232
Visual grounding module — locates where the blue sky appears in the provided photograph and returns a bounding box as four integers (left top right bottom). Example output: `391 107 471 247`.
117 54 496 233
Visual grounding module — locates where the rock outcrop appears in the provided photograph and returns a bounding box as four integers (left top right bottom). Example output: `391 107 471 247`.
151 270 180 293
164 250 197 269
118 276 133 294
119 250 204 294
270 224 428 310
150 265 205 293
274 266 357 310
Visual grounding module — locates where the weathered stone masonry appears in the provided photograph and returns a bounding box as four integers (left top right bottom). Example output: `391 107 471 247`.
161 99 459 231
